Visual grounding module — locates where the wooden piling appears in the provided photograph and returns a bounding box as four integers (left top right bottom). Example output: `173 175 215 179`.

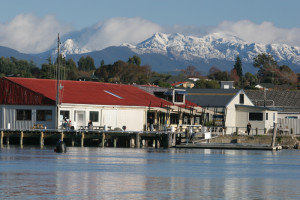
102 132 105 148
20 131 24 145
130 137 135 148
81 132 85 147
40 132 44 147
6 136 9 145
61 132 64 141
167 133 172 148
0 131 3 145
114 137 117 148
135 133 140 148
71 138 75 147
272 123 277 148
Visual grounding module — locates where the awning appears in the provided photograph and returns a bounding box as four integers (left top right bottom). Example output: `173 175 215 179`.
175 90 187 95
163 91 173 95
163 90 187 95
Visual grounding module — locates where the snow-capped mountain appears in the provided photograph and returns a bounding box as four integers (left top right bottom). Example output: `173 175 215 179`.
58 39 90 56
124 32 300 65
2 31 300 73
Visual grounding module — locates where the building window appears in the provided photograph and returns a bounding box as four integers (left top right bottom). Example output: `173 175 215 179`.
37 110 52 121
240 94 244 104
249 112 263 121
16 109 32 121
183 113 190 124
266 113 268 121
175 94 184 103
90 111 99 122
170 113 179 124
60 110 70 121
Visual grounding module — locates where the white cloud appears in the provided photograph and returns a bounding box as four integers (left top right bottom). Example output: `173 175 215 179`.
1 15 300 54
212 20 300 46
0 14 72 53
83 17 164 50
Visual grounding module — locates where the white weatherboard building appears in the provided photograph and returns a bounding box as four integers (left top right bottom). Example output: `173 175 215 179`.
186 89 278 135
0 77 175 131
0 77 206 132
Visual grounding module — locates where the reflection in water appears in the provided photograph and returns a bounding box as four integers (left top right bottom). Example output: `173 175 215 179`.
1 146 300 199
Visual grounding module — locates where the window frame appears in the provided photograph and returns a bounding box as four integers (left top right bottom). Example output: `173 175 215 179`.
36 110 52 121
89 111 99 122
249 112 263 121
16 109 32 121
239 94 244 104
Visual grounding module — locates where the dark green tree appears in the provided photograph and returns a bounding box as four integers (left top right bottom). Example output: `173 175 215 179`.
78 56 95 71
208 66 231 81
181 65 200 78
194 79 220 89
253 53 277 78
65 58 79 80
128 55 141 66
100 59 105 67
40 57 56 79
234 56 243 78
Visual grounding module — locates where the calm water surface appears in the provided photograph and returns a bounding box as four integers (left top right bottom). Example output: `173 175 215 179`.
1 145 300 200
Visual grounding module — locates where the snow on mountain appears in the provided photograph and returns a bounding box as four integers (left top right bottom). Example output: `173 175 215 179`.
56 32 300 71
125 32 300 65
59 39 90 57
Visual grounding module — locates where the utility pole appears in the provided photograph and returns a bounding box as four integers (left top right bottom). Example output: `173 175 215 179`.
56 33 61 129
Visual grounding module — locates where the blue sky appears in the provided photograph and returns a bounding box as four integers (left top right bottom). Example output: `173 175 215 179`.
1 0 300 53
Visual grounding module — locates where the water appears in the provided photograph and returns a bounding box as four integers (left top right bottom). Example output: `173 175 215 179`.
1 146 300 200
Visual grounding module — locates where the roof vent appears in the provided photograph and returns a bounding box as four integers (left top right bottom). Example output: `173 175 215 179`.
104 90 123 99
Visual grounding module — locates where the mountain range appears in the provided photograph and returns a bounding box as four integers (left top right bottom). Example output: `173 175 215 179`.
1 32 300 74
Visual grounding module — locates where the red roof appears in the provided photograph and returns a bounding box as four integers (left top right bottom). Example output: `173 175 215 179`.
3 77 173 107
171 81 186 87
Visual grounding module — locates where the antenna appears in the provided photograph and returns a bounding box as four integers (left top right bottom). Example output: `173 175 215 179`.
56 33 61 129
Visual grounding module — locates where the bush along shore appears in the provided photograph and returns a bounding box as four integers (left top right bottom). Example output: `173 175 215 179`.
210 135 300 149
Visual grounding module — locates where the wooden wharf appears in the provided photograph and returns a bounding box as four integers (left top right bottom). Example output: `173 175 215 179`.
0 129 180 148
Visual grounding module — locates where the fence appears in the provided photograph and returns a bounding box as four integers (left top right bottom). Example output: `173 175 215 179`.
277 118 300 135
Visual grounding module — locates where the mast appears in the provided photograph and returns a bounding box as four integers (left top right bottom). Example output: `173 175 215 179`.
56 33 61 129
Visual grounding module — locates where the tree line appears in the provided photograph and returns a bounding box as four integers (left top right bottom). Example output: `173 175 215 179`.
0 53 299 89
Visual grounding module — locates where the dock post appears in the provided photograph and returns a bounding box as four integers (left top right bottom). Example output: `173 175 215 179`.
40 132 44 147
236 127 239 135
6 136 9 145
102 132 105 148
271 123 277 148
130 137 135 148
81 133 85 147
153 138 156 148
61 132 64 141
0 131 3 145
71 138 75 147
20 131 24 146
135 133 140 148
256 128 258 135
114 137 117 148
167 133 172 148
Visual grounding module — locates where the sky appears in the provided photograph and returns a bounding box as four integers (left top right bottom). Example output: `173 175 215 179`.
0 0 300 53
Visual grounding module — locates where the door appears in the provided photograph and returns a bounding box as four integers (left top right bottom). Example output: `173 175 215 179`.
75 111 86 128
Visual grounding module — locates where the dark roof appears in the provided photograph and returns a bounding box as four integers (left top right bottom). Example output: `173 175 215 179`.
185 89 241 107
245 90 300 112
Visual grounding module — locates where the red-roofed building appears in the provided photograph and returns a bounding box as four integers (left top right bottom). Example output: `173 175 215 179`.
0 77 206 131
171 81 195 88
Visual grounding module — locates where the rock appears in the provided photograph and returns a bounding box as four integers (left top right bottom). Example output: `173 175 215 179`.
294 142 300 149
